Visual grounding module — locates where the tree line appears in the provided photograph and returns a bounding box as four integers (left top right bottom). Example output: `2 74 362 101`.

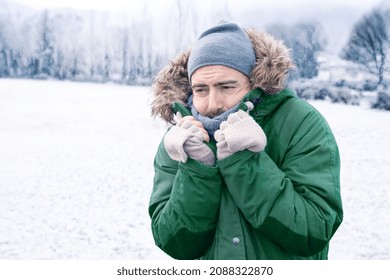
0 0 229 85
0 1 327 86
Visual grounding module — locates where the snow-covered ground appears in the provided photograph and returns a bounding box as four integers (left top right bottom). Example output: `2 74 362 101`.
0 79 389 260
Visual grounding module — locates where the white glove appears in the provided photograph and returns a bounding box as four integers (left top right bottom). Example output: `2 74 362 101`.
163 118 215 166
214 110 267 160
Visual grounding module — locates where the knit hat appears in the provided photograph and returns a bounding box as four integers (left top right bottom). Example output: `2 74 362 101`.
187 22 256 81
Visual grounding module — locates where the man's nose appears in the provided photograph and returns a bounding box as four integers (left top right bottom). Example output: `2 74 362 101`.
207 88 223 117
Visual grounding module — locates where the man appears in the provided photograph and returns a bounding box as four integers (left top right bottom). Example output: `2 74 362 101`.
149 22 343 260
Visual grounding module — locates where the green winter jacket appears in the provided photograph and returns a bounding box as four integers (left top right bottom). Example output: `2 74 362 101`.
149 88 343 260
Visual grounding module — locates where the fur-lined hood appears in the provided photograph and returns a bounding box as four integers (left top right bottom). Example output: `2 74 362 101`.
151 28 295 123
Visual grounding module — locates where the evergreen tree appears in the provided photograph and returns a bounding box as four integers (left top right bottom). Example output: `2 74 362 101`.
121 28 130 83
39 10 54 77
0 47 10 77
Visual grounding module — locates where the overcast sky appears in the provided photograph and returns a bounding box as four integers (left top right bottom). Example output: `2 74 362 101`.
7 0 383 13
6 0 386 53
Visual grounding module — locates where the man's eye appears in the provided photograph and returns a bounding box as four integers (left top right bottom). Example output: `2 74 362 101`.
220 86 235 91
194 88 207 93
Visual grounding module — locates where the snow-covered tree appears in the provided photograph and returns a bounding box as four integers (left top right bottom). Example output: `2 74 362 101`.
0 37 10 77
267 21 326 80
38 10 54 77
341 9 389 88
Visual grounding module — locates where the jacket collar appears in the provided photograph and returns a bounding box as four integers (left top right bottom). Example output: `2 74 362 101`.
241 88 295 117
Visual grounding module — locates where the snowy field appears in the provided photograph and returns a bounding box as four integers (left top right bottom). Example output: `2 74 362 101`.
0 78 389 260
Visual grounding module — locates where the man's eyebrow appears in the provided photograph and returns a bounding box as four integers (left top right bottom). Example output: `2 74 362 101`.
214 80 238 87
192 80 239 88
191 83 208 88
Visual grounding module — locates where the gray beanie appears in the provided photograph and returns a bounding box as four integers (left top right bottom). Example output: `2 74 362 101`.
187 22 256 81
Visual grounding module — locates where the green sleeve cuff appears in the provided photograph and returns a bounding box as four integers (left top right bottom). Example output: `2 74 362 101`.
180 157 220 177
217 149 255 168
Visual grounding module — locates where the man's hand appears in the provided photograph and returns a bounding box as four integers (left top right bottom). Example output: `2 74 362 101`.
164 116 215 165
177 116 210 143
214 110 267 160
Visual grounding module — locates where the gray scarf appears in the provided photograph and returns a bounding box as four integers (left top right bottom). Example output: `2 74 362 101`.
187 95 240 138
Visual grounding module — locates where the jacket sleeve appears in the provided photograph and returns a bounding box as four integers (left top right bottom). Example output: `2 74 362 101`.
148 140 224 259
218 110 343 257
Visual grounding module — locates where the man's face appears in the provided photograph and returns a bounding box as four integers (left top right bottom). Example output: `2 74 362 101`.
191 65 251 118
